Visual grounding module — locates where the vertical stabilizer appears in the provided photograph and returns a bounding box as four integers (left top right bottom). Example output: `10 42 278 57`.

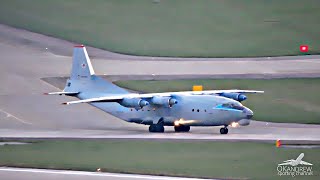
70 45 95 79
64 45 129 95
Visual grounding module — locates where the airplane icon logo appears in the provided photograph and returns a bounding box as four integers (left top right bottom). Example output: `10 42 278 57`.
278 153 313 166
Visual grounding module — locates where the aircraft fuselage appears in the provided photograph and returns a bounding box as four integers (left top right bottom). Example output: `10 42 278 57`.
89 94 252 127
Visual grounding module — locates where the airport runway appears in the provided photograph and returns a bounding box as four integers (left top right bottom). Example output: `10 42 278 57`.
0 24 320 141
0 24 320 179
1 24 320 62
0 121 320 142
0 167 208 180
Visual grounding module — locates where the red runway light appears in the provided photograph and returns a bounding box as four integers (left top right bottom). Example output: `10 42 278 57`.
300 45 309 53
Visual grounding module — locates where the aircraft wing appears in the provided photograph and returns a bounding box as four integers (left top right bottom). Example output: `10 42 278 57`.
62 90 263 105
44 91 79 95
174 89 264 95
62 95 136 105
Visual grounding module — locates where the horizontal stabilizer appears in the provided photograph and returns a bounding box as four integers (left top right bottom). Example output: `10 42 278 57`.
44 91 79 96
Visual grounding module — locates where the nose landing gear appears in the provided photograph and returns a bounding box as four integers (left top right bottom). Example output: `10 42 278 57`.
220 126 229 134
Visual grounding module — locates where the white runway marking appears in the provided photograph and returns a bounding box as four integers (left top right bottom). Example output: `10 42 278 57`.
0 108 32 125
0 167 208 180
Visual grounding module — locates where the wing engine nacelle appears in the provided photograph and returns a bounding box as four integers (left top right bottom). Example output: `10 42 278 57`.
220 93 247 102
151 96 178 107
120 98 149 108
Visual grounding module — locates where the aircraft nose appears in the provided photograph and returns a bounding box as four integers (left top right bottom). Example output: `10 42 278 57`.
244 107 253 119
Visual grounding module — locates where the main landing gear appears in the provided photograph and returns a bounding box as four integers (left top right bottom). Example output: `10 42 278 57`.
174 125 190 132
149 118 165 133
220 126 229 134
149 124 165 133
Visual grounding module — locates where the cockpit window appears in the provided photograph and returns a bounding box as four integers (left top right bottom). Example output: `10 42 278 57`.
219 103 244 110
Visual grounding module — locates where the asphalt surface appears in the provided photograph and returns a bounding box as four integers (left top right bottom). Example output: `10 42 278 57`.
0 24 320 140
1 120 320 142
0 167 208 180
0 24 320 179
1 24 320 62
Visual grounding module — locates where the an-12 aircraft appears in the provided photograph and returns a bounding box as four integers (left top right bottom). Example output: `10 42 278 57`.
46 45 263 134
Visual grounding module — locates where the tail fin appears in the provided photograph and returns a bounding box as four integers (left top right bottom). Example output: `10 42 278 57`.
70 45 95 79
63 45 129 95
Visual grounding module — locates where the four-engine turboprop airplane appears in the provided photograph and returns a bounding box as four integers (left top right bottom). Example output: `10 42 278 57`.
45 45 264 134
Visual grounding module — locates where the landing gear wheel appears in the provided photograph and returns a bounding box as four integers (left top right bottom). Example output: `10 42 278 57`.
149 125 154 132
174 125 190 132
220 127 229 134
174 126 181 132
158 125 164 132
149 124 164 133
183 126 190 132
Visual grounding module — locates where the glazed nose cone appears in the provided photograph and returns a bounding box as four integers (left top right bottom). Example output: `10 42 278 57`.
244 107 253 119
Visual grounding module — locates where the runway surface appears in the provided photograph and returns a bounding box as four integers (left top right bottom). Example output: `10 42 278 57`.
0 120 320 142
0 24 320 142
0 23 320 180
1 24 320 62
0 167 208 180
